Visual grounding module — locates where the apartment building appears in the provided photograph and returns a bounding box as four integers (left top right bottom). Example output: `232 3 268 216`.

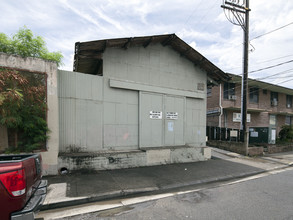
207 73 293 144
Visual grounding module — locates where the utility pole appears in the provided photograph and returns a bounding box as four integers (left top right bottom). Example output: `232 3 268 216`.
221 0 250 155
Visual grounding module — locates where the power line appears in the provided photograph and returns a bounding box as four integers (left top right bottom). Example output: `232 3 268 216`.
252 54 293 65
250 21 293 41
256 69 293 81
229 59 293 77
221 77 293 99
249 59 293 74
183 0 221 33
263 75 293 79
230 70 293 84
221 21 293 72
224 54 293 72
221 69 293 95
269 78 293 87
198 0 221 32
183 0 205 26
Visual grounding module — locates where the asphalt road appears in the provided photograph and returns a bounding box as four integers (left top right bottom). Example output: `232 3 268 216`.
61 167 293 220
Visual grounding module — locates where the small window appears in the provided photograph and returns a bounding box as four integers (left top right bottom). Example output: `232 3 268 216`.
249 87 259 103
285 116 292 125
271 92 278 106
223 82 235 100
207 87 212 97
286 95 292 108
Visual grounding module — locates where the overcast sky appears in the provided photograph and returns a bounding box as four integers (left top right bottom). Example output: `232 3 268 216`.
1 0 293 89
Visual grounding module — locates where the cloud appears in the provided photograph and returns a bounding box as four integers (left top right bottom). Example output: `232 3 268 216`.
1 0 292 88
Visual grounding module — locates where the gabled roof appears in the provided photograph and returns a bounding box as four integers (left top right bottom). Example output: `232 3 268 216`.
73 33 230 83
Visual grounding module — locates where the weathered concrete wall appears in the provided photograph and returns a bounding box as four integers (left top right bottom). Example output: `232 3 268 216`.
208 140 247 155
0 53 59 175
58 70 104 152
267 145 293 154
208 140 265 156
58 146 210 172
103 44 207 93
185 98 207 147
58 44 210 171
248 147 264 156
103 44 207 148
103 79 139 150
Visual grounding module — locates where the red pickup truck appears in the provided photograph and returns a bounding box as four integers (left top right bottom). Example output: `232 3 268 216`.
0 154 47 220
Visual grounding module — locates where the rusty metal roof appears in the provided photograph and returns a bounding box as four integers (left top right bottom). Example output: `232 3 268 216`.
73 33 230 83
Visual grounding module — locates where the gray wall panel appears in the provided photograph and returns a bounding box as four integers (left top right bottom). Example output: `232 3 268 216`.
185 98 206 146
103 44 207 94
103 78 139 150
140 93 164 147
58 70 103 152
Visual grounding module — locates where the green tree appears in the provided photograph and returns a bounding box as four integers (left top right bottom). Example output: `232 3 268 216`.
0 69 26 147
0 68 49 152
279 125 293 142
0 27 63 66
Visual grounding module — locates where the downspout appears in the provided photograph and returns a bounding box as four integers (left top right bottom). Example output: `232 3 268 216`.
219 83 223 140
219 83 223 128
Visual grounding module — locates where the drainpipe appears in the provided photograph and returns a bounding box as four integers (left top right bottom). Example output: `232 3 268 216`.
219 83 223 127
219 83 223 139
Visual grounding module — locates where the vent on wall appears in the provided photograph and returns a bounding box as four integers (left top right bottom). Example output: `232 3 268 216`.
228 95 237 100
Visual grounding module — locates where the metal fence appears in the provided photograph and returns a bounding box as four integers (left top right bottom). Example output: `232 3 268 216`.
206 126 244 142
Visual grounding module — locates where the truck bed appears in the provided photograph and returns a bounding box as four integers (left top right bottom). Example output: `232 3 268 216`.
0 153 46 220
0 154 36 162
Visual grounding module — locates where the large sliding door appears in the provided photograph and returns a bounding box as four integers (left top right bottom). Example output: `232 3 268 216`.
140 92 185 148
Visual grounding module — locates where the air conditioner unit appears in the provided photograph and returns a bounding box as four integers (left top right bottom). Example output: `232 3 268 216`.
271 100 278 106
228 95 237 100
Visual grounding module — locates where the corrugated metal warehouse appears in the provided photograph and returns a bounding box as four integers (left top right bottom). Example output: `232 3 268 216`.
58 34 229 171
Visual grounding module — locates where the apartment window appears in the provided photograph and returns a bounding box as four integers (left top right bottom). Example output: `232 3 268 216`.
285 116 292 125
286 95 292 108
271 92 278 106
249 87 259 103
207 87 212 97
223 82 235 100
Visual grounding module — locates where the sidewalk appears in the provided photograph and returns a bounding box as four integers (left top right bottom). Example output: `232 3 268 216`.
41 148 293 211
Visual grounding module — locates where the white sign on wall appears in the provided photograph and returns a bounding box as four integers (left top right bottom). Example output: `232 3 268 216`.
250 132 258 137
150 111 162 119
230 130 238 137
233 113 251 123
225 0 244 5
166 112 178 120
271 129 276 141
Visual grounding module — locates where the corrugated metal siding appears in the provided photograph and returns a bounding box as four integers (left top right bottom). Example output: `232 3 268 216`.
58 70 103 152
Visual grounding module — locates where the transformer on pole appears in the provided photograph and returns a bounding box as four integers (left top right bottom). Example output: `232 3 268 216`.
221 0 250 155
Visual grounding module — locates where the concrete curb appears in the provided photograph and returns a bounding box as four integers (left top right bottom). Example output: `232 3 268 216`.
41 165 292 211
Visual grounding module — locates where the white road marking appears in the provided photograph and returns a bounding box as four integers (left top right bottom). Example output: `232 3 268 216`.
37 166 293 220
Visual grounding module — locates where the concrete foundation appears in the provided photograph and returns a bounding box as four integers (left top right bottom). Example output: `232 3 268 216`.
58 146 211 172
